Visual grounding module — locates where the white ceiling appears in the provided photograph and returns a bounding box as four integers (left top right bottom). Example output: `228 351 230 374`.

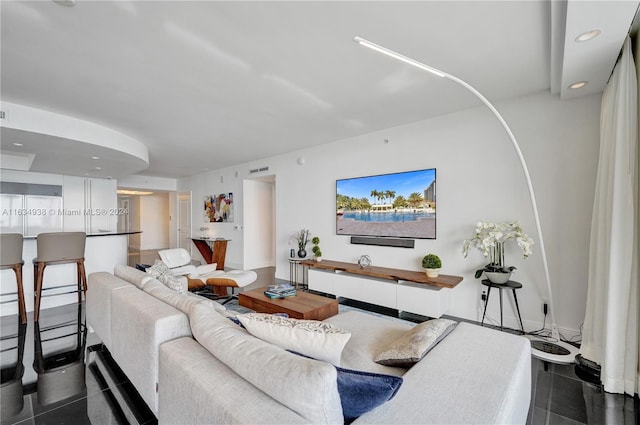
1 1 638 179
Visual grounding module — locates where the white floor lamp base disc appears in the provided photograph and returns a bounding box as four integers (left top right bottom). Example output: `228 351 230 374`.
524 335 579 364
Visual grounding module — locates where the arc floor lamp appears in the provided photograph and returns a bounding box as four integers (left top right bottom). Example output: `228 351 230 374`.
354 36 578 363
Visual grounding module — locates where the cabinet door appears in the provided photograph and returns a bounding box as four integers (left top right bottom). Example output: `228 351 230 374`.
360 278 397 309
333 273 362 299
88 178 117 233
62 176 86 231
397 282 449 318
0 194 24 234
308 269 335 294
25 195 63 236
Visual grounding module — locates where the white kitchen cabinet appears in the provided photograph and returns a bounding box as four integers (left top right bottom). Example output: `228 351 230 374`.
24 195 62 236
62 176 86 231
62 176 117 233
0 193 62 237
88 178 117 233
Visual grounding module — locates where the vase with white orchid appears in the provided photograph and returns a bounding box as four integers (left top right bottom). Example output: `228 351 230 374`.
462 221 534 283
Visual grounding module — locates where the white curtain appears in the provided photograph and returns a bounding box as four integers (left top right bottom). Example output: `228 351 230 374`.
580 37 639 396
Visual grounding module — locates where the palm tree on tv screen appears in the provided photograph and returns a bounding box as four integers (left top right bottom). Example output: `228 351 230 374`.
408 192 424 208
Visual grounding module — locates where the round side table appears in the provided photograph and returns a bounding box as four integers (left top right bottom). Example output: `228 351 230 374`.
288 257 308 289
481 280 525 334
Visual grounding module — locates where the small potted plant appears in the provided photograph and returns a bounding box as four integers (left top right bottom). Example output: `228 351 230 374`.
422 253 442 277
311 236 322 262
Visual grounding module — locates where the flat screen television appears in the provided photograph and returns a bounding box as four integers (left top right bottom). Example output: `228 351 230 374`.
336 168 436 239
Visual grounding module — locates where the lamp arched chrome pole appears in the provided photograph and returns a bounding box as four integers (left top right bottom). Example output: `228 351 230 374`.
354 36 577 362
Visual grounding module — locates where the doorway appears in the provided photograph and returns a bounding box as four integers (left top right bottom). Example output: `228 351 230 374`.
242 176 275 270
117 190 172 266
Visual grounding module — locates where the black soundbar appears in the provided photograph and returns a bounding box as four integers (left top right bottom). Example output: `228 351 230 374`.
350 236 415 248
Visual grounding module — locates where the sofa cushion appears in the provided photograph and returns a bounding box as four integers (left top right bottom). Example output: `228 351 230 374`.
142 280 226 316
190 304 343 424
374 318 457 367
114 264 154 289
87 271 136 350
324 310 412 376
355 323 532 425
161 273 187 294
110 286 191 415
158 337 309 425
237 313 351 365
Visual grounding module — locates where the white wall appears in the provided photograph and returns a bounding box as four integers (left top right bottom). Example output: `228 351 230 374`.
179 173 244 267
178 90 601 336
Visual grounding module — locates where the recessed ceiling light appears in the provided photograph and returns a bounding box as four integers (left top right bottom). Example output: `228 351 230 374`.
569 81 588 89
91 156 100 160
575 29 601 42
95 166 102 170
12 142 24 147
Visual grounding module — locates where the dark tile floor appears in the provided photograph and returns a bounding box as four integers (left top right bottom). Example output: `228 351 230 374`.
1 269 638 424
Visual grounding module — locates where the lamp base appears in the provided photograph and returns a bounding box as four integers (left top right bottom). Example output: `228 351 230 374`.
524 335 579 364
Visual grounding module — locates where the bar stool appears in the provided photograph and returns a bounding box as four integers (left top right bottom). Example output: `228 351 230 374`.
0 233 27 324
33 232 87 322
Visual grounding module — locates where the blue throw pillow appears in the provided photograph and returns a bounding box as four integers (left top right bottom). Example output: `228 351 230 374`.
288 350 403 421
335 366 403 422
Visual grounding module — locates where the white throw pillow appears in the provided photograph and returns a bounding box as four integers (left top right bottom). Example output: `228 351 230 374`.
237 313 351 365
146 259 186 293
374 318 457 367
146 259 172 280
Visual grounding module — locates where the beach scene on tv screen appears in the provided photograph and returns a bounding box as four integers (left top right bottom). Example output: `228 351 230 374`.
336 168 436 239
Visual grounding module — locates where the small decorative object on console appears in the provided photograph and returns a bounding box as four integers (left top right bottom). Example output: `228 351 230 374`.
462 220 534 284
311 236 322 261
293 229 311 258
421 253 442 278
357 255 372 268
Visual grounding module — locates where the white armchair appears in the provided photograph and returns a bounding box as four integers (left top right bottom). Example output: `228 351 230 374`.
158 248 218 277
158 248 257 304
158 248 223 291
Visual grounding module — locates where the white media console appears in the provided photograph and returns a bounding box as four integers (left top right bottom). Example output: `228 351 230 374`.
302 260 463 318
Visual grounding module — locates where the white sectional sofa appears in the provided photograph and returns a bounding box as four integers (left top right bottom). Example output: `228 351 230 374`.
87 265 532 424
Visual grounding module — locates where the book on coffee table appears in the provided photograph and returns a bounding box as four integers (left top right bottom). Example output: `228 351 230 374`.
264 289 297 299
264 284 297 299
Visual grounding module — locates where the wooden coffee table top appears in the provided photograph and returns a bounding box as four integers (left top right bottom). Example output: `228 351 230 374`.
239 287 339 321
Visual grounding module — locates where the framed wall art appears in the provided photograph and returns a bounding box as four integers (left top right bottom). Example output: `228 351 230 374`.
204 193 234 223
